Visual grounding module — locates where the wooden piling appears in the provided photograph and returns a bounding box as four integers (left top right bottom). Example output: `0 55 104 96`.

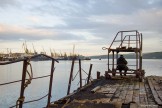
87 64 93 84
67 59 75 95
19 59 28 108
79 59 82 88
47 60 55 107
97 71 100 79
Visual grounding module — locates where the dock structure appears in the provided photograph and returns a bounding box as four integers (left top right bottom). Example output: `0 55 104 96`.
49 30 162 108
1 30 161 108
102 30 144 81
49 76 162 108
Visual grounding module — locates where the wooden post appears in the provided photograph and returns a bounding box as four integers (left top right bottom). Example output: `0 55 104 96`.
108 50 110 72
19 59 28 108
79 59 82 88
112 51 114 70
47 60 55 107
97 71 100 79
112 51 115 76
121 32 123 47
67 59 75 95
87 64 93 84
128 35 130 48
139 33 143 71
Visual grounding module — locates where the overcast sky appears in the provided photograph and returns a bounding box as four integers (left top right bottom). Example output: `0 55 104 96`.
0 0 162 56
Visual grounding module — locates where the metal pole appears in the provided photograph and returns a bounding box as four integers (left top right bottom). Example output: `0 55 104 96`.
116 52 118 73
140 33 143 71
47 60 55 107
112 51 115 76
112 51 114 71
108 49 110 72
121 32 123 47
128 35 130 48
136 31 138 71
87 64 93 84
79 59 82 88
67 59 75 95
19 60 28 108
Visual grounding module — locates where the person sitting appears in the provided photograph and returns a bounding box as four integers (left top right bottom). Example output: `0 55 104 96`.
117 55 128 76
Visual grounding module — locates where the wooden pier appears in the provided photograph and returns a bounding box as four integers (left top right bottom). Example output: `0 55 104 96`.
49 30 162 108
49 76 162 108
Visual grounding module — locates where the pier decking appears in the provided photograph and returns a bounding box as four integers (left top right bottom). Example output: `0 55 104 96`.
49 76 162 108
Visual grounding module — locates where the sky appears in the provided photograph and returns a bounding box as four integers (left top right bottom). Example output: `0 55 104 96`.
0 0 162 56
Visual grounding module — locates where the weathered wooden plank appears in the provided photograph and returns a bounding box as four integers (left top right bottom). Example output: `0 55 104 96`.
97 87 111 93
105 93 114 98
132 94 140 104
139 82 148 106
140 104 159 108
119 84 129 103
91 86 101 93
130 102 138 108
134 81 139 90
154 84 161 91
147 77 162 105
71 98 111 104
110 84 124 103
109 87 117 94
144 81 156 105
133 81 140 104
124 84 134 104
97 84 112 93
151 77 161 91
157 91 162 101
114 85 123 98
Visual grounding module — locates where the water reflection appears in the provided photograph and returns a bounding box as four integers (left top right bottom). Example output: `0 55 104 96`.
0 59 162 107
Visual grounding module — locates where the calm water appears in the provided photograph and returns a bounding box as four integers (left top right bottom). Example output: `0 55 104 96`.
0 59 162 108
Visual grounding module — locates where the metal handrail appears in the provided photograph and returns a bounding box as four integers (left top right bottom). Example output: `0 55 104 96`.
0 54 59 108
108 30 138 50
0 54 59 65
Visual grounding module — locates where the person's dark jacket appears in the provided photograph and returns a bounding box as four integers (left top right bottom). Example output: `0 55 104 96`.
117 56 128 70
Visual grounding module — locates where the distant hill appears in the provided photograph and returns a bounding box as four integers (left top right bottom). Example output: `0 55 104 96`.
90 52 162 59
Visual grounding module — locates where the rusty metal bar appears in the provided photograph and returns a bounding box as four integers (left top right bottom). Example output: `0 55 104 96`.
0 58 27 65
128 36 130 48
0 54 59 66
116 52 118 69
112 51 114 71
19 60 28 108
0 75 51 86
108 50 110 72
121 32 123 47
10 94 48 108
47 60 55 107
31 54 59 62
79 59 82 88
67 59 75 95
87 64 93 84
136 31 138 49
136 31 139 71
139 33 143 71
109 31 120 49
114 40 139 42
119 30 137 32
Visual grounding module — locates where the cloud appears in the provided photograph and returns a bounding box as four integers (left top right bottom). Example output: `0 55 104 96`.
0 0 162 55
29 0 162 17
0 24 85 41
0 0 19 8
27 16 41 23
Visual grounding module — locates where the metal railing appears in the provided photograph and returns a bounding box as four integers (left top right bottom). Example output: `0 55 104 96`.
0 54 59 108
102 30 144 80
67 59 93 95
